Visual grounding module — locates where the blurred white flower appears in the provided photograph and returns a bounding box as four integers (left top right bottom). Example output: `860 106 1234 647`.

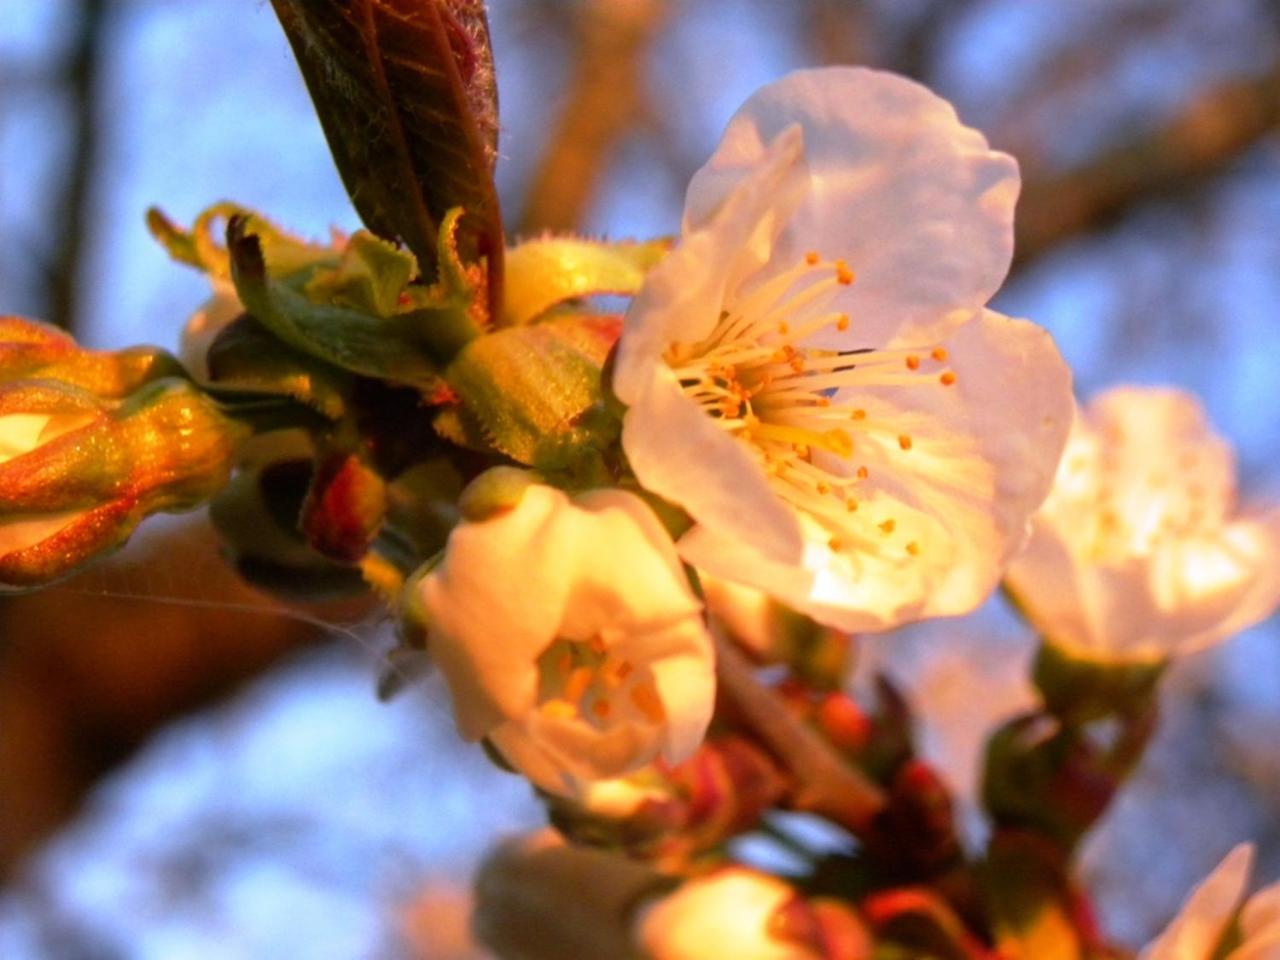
634 868 817 960
1006 387 1280 661
420 483 715 796
1141 844 1280 960
614 66 1072 633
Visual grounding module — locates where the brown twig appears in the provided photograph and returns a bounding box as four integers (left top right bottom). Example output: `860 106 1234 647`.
46 0 108 334
1014 62 1280 270
517 0 668 235
713 635 887 837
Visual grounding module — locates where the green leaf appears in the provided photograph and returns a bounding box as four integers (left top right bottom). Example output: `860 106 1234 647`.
269 0 504 313
444 316 619 469
227 216 443 391
148 203 339 280
502 236 671 325
205 315 349 421
304 230 418 317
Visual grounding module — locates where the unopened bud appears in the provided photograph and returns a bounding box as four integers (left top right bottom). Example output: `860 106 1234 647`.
1 314 182 396
1 378 248 589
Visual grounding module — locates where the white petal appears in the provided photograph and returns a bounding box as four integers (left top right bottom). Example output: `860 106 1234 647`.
1141 844 1254 960
180 279 243 382
557 488 703 638
635 869 815 960
648 645 717 764
614 125 806 403
684 311 1072 633
423 486 575 739
621 368 803 562
685 67 1018 347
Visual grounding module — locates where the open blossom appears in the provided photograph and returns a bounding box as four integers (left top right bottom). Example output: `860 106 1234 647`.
614 67 1072 633
419 482 715 796
1005 387 1280 661
1141 845 1280 960
634 868 818 960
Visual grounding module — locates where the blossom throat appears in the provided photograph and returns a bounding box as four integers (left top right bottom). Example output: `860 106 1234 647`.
667 253 956 555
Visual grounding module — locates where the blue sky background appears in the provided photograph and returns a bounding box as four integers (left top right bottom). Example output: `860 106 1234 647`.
2 1 1279 955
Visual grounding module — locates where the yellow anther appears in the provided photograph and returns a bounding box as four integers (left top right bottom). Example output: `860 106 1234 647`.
905 355 921 371
805 251 821 265
778 322 790 335
856 466 869 480
931 347 948 362
940 371 957 387
816 482 830 495
835 261 855 285
835 315 850 331
851 408 867 421
906 541 920 556
898 434 913 451
828 536 843 552
845 498 859 512
879 518 896 534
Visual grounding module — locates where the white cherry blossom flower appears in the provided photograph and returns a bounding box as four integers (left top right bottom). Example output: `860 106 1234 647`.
634 868 818 960
614 67 1072 633
1005 387 1280 661
1141 844 1280 960
419 482 715 796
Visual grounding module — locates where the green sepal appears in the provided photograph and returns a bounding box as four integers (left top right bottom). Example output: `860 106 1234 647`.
205 314 349 421
227 215 443 391
148 203 338 280
303 230 417 318
457 466 538 521
981 831 1082 960
444 315 620 469
502 236 670 326
1033 637 1167 725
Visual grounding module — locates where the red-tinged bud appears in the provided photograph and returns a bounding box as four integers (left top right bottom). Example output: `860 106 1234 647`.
862 887 994 960
300 451 387 563
773 897 873 960
817 693 873 754
868 760 961 876
1 378 248 589
1 314 182 397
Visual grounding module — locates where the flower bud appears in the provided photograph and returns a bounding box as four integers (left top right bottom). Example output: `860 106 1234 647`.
1 314 182 396
413 480 715 796
0 378 248 589
634 868 820 960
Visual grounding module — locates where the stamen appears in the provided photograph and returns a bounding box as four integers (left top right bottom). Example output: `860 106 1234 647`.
898 434 913 451
940 371 957 386
879 519 896 534
565 667 593 704
905 355 921 371
906 541 920 556
630 682 666 723
931 347 948 361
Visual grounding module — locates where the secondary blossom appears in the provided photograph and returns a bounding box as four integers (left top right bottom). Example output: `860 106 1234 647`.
613 67 1072 632
1005 387 1280 661
417 480 715 796
1140 845 1280 960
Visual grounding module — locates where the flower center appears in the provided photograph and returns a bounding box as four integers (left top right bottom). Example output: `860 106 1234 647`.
536 636 665 728
1070 442 1218 559
667 253 957 558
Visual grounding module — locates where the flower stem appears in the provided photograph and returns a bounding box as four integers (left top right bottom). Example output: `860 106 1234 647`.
714 636 887 836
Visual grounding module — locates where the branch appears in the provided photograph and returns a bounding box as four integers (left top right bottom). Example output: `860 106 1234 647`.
714 635 887 836
517 0 668 235
47 0 108 334
1014 62 1280 270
